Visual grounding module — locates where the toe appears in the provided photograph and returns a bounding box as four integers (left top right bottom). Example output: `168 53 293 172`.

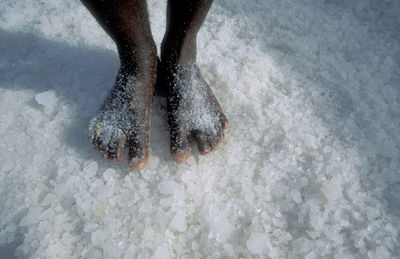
220 113 229 131
89 122 113 159
89 133 102 152
170 125 191 163
128 136 149 171
129 149 149 171
193 131 212 155
108 130 126 163
88 122 101 150
208 130 224 152
88 119 127 162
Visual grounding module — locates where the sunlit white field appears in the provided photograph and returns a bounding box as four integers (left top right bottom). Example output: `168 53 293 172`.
0 0 399 258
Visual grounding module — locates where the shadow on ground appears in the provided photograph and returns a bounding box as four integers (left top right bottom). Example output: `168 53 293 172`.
0 28 170 166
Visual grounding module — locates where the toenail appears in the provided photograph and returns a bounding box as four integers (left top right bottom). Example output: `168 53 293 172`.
95 123 102 136
172 149 191 163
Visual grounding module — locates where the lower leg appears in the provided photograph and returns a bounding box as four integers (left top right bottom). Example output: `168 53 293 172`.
160 0 228 163
83 0 157 170
82 0 156 73
161 0 213 65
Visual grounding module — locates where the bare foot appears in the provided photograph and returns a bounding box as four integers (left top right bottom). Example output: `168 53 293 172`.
161 62 228 163
88 62 156 170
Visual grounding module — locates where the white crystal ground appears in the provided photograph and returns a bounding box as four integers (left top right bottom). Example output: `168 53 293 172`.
1 0 399 258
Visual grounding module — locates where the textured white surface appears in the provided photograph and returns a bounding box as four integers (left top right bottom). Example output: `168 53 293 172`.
0 0 399 258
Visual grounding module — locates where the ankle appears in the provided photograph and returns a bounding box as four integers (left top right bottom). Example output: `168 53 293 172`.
160 36 197 66
118 42 157 74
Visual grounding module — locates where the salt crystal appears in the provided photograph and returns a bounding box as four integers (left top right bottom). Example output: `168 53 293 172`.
246 232 269 254
35 91 58 115
366 206 380 220
91 229 106 246
321 177 343 201
244 191 255 203
270 184 288 199
374 245 391 258
291 190 302 204
277 230 292 244
340 219 350 227
123 244 138 259
103 168 117 182
160 197 174 208
191 241 199 251
272 217 286 229
93 205 105 217
300 238 314 254
212 218 234 243
62 232 73 245
173 188 187 202
84 223 98 233
83 161 98 177
158 181 179 195
63 223 74 232
85 247 102 258
39 208 55 220
223 243 234 256
38 220 51 233
155 208 169 229
41 193 57 206
227 155 237 166
0 159 14 172
20 207 42 226
151 245 170 259
104 240 124 259
147 156 159 170
305 250 318 259
170 211 187 232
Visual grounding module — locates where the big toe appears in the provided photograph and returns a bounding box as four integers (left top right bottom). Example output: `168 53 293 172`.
220 113 229 131
128 138 149 171
193 127 225 155
89 122 127 163
209 130 225 152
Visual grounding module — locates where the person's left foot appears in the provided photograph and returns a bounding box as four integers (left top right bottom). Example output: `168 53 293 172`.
160 62 228 163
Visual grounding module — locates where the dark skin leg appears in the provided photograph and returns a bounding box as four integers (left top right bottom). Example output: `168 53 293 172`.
159 0 228 163
83 0 227 168
82 0 157 170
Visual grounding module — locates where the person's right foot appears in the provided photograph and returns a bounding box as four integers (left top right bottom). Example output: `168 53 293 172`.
88 56 156 170
159 61 228 163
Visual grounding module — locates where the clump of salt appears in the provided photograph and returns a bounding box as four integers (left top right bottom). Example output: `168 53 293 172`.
170 211 187 232
91 229 106 247
247 232 269 254
35 91 58 115
83 161 98 178
151 245 171 259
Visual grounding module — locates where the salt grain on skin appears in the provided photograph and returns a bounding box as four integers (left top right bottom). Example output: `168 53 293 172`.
88 73 148 164
172 65 221 136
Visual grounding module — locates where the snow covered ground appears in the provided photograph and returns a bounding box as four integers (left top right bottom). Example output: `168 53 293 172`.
1 0 400 258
